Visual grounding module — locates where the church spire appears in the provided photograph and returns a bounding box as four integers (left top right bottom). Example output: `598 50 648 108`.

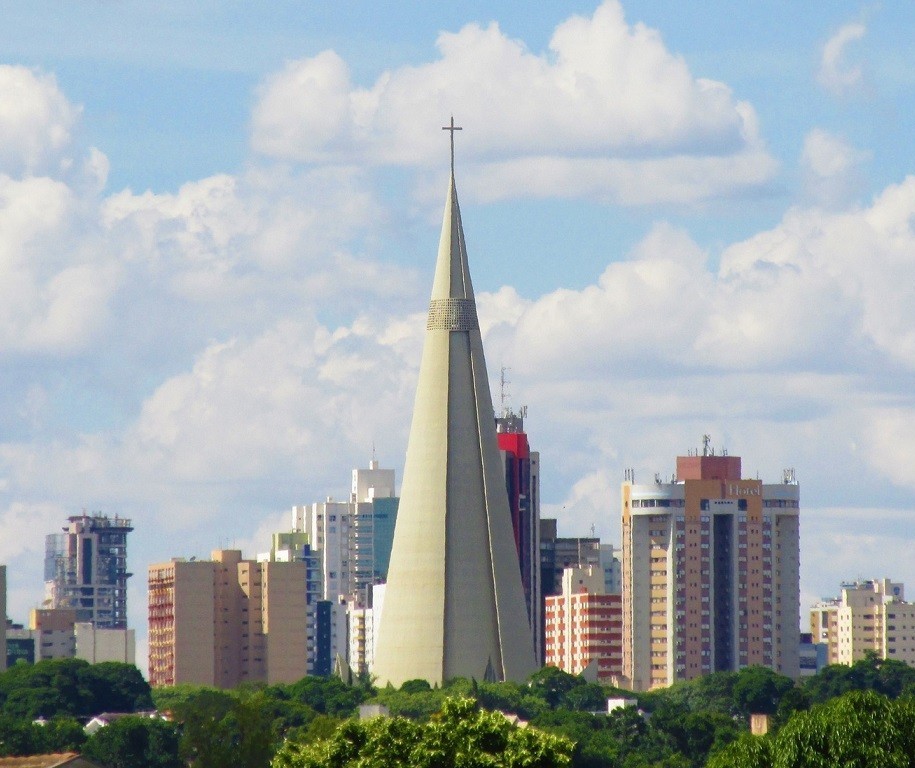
372 123 536 687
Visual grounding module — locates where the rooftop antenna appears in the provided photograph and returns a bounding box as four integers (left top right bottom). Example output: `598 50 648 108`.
442 115 462 176
500 366 511 414
702 434 711 457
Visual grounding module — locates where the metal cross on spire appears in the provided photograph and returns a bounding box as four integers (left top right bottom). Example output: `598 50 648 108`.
442 116 462 174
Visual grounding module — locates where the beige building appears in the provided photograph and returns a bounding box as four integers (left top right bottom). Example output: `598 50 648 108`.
811 579 915 667
544 566 622 683
148 550 308 688
74 623 135 664
622 443 800 691
30 608 78 660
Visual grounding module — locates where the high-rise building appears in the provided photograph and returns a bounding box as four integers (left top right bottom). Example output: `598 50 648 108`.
372 146 537 687
257 532 325 675
147 550 309 688
44 514 133 629
811 579 915 667
544 565 622 683
292 460 398 608
496 407 542 662
538 521 620 665
622 442 800 691
540 521 603 597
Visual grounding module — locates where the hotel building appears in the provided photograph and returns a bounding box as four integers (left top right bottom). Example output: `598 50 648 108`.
622 442 800 690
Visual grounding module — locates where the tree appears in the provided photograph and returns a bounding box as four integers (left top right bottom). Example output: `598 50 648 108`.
171 688 238 768
284 676 369 718
0 659 151 720
82 716 182 768
802 652 915 704
731 666 796 717
528 667 583 709
81 662 154 713
272 696 573 768
708 690 915 768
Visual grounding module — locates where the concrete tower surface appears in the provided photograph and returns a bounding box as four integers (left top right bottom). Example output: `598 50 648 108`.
372 155 537 687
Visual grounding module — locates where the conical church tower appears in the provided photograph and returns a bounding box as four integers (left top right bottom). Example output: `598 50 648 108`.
372 129 537 686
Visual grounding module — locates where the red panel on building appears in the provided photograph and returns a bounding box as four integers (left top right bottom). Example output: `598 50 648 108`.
676 455 741 481
497 432 529 460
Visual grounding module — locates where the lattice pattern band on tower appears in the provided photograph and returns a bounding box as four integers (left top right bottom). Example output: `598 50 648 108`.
426 298 479 331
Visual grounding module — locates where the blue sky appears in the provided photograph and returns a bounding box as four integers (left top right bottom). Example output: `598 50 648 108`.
1 1 914 664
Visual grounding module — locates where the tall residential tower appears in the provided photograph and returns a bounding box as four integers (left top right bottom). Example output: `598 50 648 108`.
45 514 133 629
622 443 800 690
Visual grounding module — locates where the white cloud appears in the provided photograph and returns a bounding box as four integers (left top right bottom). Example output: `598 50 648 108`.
0 174 118 353
801 129 870 208
802 507 915 610
818 22 867 97
250 1 775 204
0 66 79 176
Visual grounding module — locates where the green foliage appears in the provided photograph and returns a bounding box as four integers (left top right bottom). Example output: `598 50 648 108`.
284 676 370 718
0 659 152 720
528 667 584 709
802 652 915 704
709 690 915 768
399 679 432 694
366 686 450 719
0 714 86 757
81 716 182 768
272 696 574 768
730 666 796 717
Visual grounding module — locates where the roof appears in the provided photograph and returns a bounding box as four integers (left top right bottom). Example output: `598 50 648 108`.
0 755 103 768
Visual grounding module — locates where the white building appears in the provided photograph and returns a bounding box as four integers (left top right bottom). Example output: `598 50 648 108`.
75 623 135 664
811 579 915 667
292 460 398 608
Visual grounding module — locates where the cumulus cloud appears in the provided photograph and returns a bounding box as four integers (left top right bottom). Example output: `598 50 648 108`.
483 176 915 381
0 66 79 176
251 1 775 204
818 22 867 96
801 129 870 207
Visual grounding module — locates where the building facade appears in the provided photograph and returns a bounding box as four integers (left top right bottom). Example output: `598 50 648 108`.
811 579 915 667
496 408 542 663
257 532 325 675
544 566 623 683
147 550 309 688
30 608 77 660
622 445 800 690
292 460 398 609
44 514 133 629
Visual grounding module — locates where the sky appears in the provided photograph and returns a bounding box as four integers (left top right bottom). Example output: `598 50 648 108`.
1 1 914 669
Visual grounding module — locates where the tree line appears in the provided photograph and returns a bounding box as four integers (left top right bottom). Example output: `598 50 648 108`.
2 653 915 766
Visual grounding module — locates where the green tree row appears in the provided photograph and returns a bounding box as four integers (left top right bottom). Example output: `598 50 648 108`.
5 652 915 767
0 659 152 719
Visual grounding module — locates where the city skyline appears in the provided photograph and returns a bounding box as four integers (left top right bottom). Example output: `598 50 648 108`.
0 1 914 668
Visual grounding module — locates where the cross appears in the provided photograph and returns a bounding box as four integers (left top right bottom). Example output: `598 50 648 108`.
442 116 462 174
